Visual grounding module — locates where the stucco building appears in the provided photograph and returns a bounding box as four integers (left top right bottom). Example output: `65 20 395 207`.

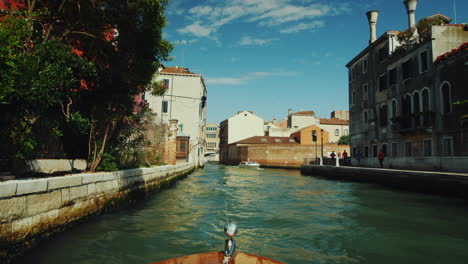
346 0 468 172
204 123 220 161
219 111 265 164
145 66 207 167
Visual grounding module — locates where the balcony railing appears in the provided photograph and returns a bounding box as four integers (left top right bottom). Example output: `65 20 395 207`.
391 112 435 132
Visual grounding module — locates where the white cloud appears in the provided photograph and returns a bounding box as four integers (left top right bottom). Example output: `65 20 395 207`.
239 36 278 46
206 71 298 85
177 22 213 37
279 21 325 34
176 1 352 39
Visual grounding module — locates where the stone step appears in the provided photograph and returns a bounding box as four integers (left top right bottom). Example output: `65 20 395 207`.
0 175 16 181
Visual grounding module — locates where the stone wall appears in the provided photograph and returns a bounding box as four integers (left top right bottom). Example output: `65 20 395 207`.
226 143 350 168
0 162 194 262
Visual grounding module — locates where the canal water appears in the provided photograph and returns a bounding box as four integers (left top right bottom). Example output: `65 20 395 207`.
14 163 468 264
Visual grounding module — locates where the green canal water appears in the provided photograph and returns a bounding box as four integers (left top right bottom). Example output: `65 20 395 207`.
13 163 468 264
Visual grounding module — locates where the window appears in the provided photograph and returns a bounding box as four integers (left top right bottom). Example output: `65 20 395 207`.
443 137 453 156
363 111 369 128
351 67 356 81
162 101 168 113
379 105 388 127
373 145 378 157
163 79 169 88
379 74 387 92
391 143 398 157
423 139 432 157
353 147 356 157
180 142 186 151
441 82 451 114
289 139 296 143
382 144 388 157
389 68 397 86
391 100 397 119
351 90 356 105
363 59 368 73
419 50 429 73
422 89 430 112
402 60 411 79
141 93 146 100
379 47 386 62
344 129 349 135
362 84 368 99
364 145 369 157
405 141 412 157
260 138 267 142
274 139 282 142
334 129 340 136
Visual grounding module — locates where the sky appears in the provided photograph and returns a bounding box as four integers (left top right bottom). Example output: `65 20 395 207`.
162 0 468 125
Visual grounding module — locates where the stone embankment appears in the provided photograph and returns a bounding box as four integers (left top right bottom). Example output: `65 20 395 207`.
0 162 194 262
301 165 468 199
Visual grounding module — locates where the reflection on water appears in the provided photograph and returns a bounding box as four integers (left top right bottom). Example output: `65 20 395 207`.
13 163 468 264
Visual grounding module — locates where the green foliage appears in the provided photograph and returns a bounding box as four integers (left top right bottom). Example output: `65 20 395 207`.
338 135 350 145
96 152 119 171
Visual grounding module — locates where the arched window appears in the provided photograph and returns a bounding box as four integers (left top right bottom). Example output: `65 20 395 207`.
391 99 397 119
422 88 430 112
441 82 451 114
412 91 420 114
363 110 368 129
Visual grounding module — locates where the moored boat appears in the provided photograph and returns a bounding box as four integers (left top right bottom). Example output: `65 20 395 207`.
238 161 261 168
150 223 286 264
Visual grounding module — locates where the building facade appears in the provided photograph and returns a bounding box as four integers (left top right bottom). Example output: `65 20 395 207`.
219 111 265 164
346 1 468 172
204 123 220 161
145 66 207 167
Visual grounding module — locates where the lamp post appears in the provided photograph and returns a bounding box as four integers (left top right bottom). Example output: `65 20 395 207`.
320 129 324 158
312 130 317 163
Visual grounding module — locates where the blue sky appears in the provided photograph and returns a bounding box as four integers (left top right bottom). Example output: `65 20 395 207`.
162 0 468 124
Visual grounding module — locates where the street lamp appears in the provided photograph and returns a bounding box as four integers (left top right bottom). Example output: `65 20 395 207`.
312 130 317 163
320 129 324 158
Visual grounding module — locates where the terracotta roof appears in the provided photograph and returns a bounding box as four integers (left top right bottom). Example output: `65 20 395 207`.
425 13 452 23
387 30 400 35
292 111 315 116
231 136 298 145
320 118 349 125
161 67 196 75
275 119 288 128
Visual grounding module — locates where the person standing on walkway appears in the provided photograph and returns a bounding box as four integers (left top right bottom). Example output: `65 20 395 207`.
342 150 348 165
378 150 385 168
330 151 336 159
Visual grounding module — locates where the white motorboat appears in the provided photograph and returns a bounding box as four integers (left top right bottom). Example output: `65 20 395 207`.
238 161 261 168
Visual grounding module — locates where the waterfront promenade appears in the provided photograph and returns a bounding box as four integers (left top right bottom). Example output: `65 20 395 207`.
301 164 468 199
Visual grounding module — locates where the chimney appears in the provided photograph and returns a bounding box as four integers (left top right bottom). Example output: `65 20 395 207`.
404 0 418 29
288 109 292 116
366 11 379 44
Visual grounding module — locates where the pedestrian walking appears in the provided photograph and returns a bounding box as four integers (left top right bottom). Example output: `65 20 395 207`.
378 150 385 168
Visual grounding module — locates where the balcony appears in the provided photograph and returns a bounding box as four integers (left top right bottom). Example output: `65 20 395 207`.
391 112 434 133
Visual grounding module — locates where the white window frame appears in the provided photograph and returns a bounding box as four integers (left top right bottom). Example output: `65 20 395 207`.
442 137 453 156
362 83 368 99
423 139 433 157
440 81 452 114
419 49 429 74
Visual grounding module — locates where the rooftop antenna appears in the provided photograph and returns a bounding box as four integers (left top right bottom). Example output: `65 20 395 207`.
453 0 457 24
181 40 187 66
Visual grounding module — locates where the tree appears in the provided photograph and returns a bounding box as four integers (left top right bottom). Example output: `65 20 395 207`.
338 135 350 145
0 1 172 170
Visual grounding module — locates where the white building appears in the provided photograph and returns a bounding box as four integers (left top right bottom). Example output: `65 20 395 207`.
219 111 265 164
144 66 207 167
